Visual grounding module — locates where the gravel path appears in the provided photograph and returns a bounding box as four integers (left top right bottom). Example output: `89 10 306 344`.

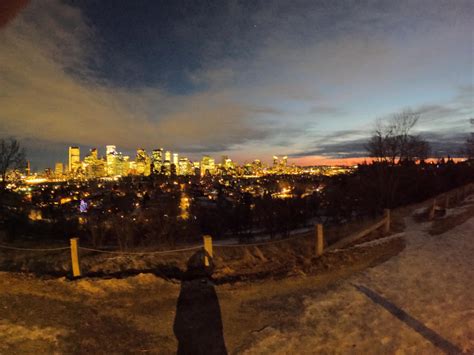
243 206 474 354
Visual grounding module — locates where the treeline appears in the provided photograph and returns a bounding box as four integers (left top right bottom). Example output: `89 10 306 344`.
79 160 474 249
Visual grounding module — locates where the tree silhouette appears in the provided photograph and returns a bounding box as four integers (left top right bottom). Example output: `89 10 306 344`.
0 138 26 189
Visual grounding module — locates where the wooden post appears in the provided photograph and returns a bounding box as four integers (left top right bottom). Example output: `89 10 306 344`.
70 238 81 278
316 224 324 257
383 209 390 234
429 199 436 220
203 235 213 267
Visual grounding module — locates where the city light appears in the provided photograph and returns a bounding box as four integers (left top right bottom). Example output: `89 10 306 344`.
22 145 354 183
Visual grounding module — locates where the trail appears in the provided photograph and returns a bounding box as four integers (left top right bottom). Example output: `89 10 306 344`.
0 197 472 354
242 202 474 354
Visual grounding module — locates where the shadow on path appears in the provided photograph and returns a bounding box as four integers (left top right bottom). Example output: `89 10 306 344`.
354 284 462 354
173 250 227 355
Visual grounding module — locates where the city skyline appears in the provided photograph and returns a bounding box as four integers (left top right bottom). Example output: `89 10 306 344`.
44 144 306 178
1 0 472 170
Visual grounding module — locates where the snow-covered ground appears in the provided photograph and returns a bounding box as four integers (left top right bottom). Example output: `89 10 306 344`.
242 202 474 354
0 195 472 354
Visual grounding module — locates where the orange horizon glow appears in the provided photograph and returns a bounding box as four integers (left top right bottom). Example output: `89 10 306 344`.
292 156 467 167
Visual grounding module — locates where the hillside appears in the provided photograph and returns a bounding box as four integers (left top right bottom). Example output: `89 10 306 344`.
0 194 473 354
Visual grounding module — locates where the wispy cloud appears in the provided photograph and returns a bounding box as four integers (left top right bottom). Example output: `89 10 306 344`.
0 0 472 167
0 0 286 160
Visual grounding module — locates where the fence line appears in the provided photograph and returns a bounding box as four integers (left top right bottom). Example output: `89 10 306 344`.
78 245 202 255
0 244 70 252
1 181 472 277
326 211 389 252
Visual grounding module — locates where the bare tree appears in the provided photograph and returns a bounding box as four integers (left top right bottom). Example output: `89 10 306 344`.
365 110 431 209
464 119 474 160
0 138 26 188
366 110 430 164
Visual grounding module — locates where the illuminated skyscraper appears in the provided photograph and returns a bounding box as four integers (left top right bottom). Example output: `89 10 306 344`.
68 146 80 173
173 153 179 166
106 145 116 176
83 148 105 179
224 158 234 169
106 145 116 155
55 162 63 176
178 157 193 175
221 155 229 165
200 155 215 176
90 148 98 160
152 148 163 174
273 155 279 167
162 150 172 175
135 148 151 176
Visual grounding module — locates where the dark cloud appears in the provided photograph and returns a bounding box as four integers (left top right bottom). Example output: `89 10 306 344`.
291 130 468 159
0 0 472 168
290 138 368 158
419 131 468 157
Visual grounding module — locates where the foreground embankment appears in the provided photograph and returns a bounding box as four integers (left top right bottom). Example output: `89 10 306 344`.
0 190 473 353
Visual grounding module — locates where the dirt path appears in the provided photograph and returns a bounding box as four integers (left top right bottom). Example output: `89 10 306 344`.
0 198 473 354
239 205 474 354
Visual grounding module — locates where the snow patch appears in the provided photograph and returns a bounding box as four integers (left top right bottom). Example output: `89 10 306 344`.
0 320 67 345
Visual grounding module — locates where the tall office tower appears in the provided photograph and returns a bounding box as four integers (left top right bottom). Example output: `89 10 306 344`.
221 155 229 165
162 160 171 175
200 155 215 176
282 156 288 167
106 145 116 176
55 162 63 176
161 150 171 175
172 153 179 166
273 155 279 167
26 160 30 176
106 145 116 155
84 149 105 179
68 146 80 173
90 148 98 160
152 148 163 174
135 148 150 175
122 155 131 176
178 157 190 175
224 158 234 169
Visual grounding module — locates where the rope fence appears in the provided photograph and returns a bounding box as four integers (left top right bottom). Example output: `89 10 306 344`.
78 245 203 255
0 244 70 252
0 181 472 278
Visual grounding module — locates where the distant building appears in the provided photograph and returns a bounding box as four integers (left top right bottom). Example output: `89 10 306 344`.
68 146 80 173
273 155 279 167
55 162 63 176
152 148 163 174
178 157 193 175
83 148 105 179
135 148 150 175
200 155 215 176
106 145 116 176
90 148 98 160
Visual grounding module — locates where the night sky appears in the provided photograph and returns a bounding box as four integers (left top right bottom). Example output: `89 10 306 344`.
0 0 472 170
